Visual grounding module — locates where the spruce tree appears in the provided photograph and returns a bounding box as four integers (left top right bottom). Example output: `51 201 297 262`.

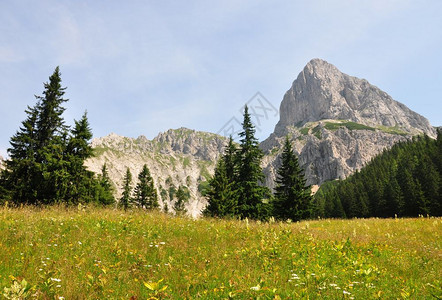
235 105 271 220
96 163 115 205
120 167 132 210
204 159 237 217
3 105 39 204
174 185 190 215
66 112 94 203
273 137 312 221
133 164 159 209
204 136 238 217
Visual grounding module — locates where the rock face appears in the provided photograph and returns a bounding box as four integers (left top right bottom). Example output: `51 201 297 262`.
85 128 227 217
275 59 435 137
262 58 436 188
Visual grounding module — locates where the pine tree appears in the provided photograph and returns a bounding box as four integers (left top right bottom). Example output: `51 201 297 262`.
273 137 312 221
224 136 237 181
204 136 238 217
204 159 237 217
3 105 39 204
235 105 271 220
66 112 94 203
133 164 159 210
174 185 190 215
120 167 132 210
96 163 115 205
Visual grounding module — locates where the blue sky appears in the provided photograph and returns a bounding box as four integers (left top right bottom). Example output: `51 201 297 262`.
1 0 441 158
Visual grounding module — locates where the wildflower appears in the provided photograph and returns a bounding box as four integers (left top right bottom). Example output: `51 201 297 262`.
250 284 260 291
51 278 61 282
159 242 166 245
343 290 351 295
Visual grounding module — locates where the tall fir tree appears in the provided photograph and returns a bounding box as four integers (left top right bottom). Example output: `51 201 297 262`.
273 136 312 221
133 164 159 210
204 158 237 217
174 185 190 215
120 167 132 210
96 163 115 205
235 105 271 220
66 112 95 203
3 105 39 203
204 136 238 217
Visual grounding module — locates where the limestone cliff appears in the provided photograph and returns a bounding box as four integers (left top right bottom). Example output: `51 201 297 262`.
85 128 227 217
262 59 435 188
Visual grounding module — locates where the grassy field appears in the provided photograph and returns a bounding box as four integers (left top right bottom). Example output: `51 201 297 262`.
0 206 440 299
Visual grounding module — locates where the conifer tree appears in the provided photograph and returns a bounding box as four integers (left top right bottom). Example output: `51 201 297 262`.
174 185 190 215
120 167 132 210
3 105 39 203
235 105 271 220
204 159 237 217
133 164 159 209
66 112 94 203
204 136 238 217
273 137 312 221
96 163 115 205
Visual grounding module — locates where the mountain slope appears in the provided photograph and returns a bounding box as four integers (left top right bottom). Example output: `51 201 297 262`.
85 128 228 217
261 59 436 187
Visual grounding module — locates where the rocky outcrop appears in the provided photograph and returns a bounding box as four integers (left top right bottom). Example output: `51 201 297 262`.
85 128 227 217
262 58 435 188
275 59 435 138
261 122 407 188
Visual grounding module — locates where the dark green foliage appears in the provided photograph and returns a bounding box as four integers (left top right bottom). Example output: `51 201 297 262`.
133 164 159 210
204 136 238 218
174 185 190 215
0 67 116 206
315 135 441 217
203 159 237 218
235 106 272 220
66 112 96 204
273 137 312 221
96 164 115 206
2 105 39 203
205 108 272 220
119 167 132 210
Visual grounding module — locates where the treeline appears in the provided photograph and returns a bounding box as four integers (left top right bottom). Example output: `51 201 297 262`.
314 132 442 218
204 106 312 221
0 67 115 206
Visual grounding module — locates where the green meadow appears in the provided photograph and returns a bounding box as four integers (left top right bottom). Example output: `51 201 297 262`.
1 206 440 299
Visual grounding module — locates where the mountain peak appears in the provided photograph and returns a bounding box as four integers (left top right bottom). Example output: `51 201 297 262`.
274 59 435 137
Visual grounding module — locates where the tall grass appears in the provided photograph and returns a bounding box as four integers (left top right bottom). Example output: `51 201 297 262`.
1 205 440 299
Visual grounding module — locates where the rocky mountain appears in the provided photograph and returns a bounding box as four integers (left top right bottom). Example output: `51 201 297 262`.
261 58 436 188
85 128 227 217
86 58 436 216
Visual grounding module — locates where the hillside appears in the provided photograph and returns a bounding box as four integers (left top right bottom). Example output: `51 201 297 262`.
313 132 442 218
85 128 228 217
1 207 440 299
261 58 436 187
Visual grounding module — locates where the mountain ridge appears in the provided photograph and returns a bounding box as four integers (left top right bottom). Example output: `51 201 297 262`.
86 58 437 216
